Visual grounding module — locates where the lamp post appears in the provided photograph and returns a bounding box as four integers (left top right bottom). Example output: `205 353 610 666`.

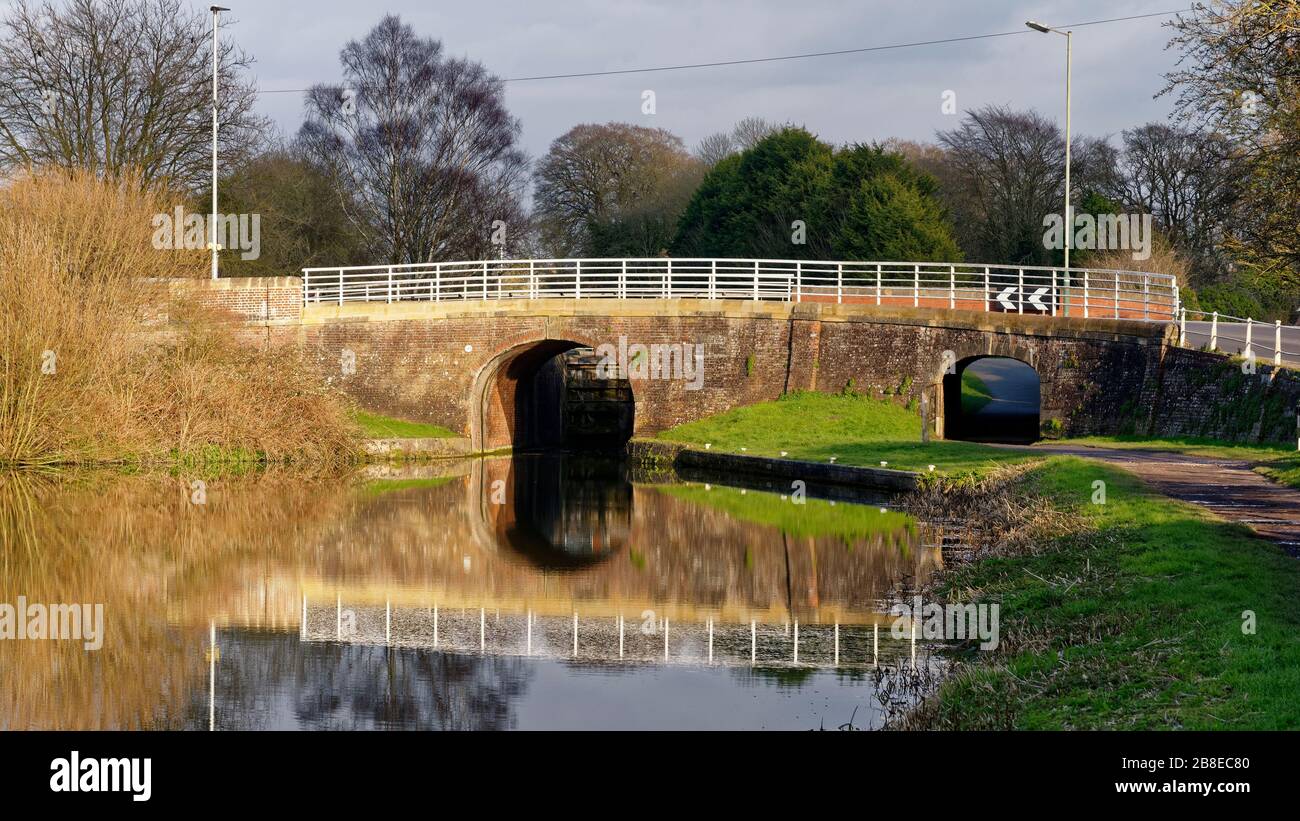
210 6 229 280
1027 20 1072 272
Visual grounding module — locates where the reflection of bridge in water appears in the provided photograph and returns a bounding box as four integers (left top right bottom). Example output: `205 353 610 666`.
189 453 948 672
299 599 924 671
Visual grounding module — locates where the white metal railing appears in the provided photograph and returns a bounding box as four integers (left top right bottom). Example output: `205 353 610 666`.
1178 308 1300 367
301 258 1181 321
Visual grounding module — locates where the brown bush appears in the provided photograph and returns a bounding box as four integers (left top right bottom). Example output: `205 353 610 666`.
0 170 356 466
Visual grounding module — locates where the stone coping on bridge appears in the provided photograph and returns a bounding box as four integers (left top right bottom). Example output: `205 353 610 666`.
300 296 1173 343
629 439 921 492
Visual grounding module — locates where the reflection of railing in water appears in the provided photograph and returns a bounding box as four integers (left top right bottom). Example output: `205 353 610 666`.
299 600 932 671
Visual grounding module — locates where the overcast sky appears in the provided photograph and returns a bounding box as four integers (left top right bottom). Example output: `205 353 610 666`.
2 0 1191 158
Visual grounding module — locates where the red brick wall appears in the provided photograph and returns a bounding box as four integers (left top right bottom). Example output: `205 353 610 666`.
160 277 303 325
297 300 1171 449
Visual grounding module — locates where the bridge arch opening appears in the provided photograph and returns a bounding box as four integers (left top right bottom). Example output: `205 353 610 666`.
472 340 635 452
942 356 1040 443
476 454 632 571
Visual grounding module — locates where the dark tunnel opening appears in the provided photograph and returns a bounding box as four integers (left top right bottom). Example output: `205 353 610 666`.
942 356 1041 444
498 343 635 452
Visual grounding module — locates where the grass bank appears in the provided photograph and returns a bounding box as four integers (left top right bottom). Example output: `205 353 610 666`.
906 456 1300 730
656 390 1036 477
960 370 994 414
353 410 458 439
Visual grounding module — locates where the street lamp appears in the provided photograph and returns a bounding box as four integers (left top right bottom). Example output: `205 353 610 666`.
1027 20 1072 272
210 6 229 280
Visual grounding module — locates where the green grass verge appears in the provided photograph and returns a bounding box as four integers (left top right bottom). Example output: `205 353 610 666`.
960 370 994 415
1055 434 1294 460
353 410 458 439
1255 457 1300 489
656 391 1036 477
920 456 1300 730
1053 435 1300 489
654 483 915 541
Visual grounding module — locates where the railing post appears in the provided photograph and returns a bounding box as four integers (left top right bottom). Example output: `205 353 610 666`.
302 270 309 306
1050 268 1057 317
482 261 488 301
1179 307 1187 347
1276 320 1283 366
529 260 536 300
434 264 441 302
983 267 990 313
665 258 672 298
1143 273 1149 320
710 260 716 299
753 261 759 302
1210 311 1218 351
1083 269 1089 318
1114 273 1119 320
620 260 627 299
338 268 343 306
1244 317 1254 360
1017 268 1024 315
576 260 582 299
949 265 955 310
795 262 802 303
876 264 882 306
387 267 393 304
913 264 919 308
836 264 842 304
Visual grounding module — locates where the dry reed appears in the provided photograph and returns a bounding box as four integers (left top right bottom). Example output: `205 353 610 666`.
0 170 356 467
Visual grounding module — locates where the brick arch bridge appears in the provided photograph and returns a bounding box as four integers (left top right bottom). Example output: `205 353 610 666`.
293 296 1170 450
192 257 1219 450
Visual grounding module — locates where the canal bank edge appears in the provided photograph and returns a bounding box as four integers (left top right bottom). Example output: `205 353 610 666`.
627 438 920 492
362 436 474 460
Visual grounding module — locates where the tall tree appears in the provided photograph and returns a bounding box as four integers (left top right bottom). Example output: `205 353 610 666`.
1163 0 1300 284
1108 123 1242 278
298 15 528 265
936 105 1111 265
0 0 265 190
532 122 703 256
672 127 959 263
206 147 371 278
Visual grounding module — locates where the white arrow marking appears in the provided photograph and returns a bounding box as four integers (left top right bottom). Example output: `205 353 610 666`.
997 286 1017 311
1028 287 1050 313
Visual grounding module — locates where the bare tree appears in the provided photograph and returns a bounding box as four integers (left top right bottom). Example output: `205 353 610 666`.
694 132 736 167
1108 123 1241 276
936 105 1113 265
694 116 782 166
0 0 265 190
1163 0 1300 275
298 15 528 265
532 122 703 256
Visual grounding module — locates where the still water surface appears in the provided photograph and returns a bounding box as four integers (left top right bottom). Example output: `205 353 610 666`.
0 454 947 730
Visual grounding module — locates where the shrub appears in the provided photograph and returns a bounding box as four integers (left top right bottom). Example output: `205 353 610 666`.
0 170 355 466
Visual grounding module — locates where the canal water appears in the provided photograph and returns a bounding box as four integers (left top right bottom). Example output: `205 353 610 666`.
0 454 948 730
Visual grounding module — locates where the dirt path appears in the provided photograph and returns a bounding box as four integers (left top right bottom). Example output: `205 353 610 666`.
1024 444 1300 554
